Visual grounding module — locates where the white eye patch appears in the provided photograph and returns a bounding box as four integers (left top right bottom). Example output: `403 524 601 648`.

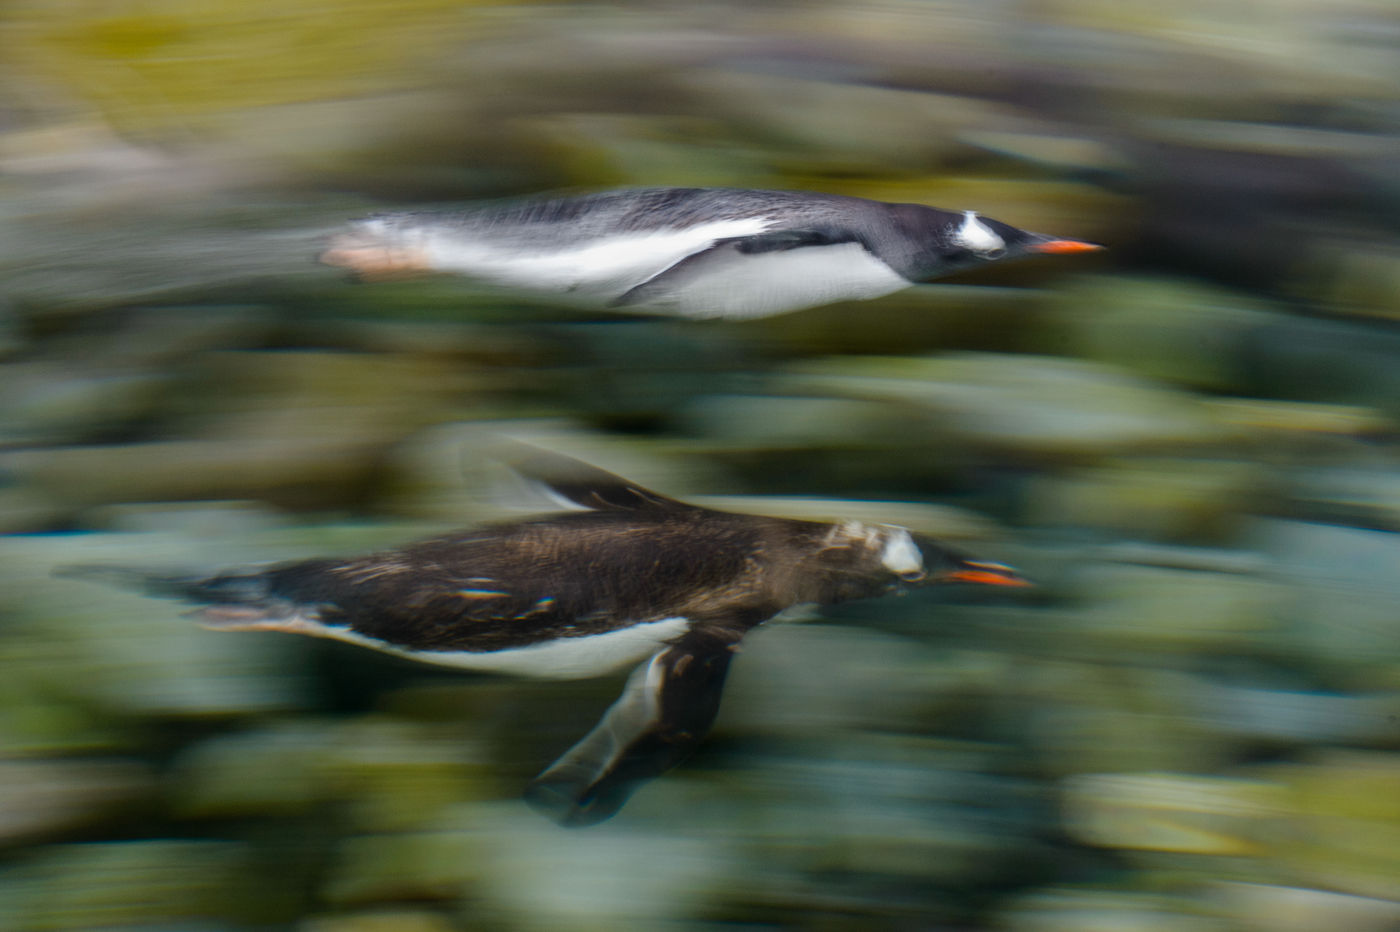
952 211 1006 256
879 527 923 577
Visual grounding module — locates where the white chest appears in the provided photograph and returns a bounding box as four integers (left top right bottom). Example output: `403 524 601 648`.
305 615 695 680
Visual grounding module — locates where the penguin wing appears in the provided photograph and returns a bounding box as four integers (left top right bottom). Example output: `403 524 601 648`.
523 624 740 826
497 440 696 513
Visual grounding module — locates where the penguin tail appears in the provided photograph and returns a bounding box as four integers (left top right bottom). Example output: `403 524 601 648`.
57 565 327 635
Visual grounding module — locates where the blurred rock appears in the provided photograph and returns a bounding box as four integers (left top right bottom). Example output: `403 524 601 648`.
295 317 542 364
0 758 152 846
785 353 1222 457
1203 399 1391 448
1246 518 1400 587
106 305 274 362
683 71 1016 173
0 435 387 515
0 298 23 358
327 803 732 931
1137 119 1397 159
516 112 781 189
1284 466 1400 531
0 366 168 446
725 734 1042 888
301 910 459 932
0 673 125 757
0 350 476 518
962 128 1130 175
696 494 1001 541
1062 772 1283 854
679 393 935 453
1214 881 1400 932
1040 276 1283 391
172 720 338 819
1093 541 1270 575
0 487 66 535
1241 519 1400 669
86 499 288 536
1028 457 1266 541
170 350 475 429
998 889 1232 932
1243 317 1400 413
3 531 310 717
726 623 1012 738
1017 661 1235 776
457 804 733 932
322 829 479 907
528 321 758 426
1182 681 1400 746
1265 751 1400 901
1059 562 1283 653
749 284 1049 358
1298 239 1400 322
0 839 249 930
329 718 495 833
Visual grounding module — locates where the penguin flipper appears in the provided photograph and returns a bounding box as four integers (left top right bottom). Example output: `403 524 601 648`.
523 627 736 827
495 440 695 514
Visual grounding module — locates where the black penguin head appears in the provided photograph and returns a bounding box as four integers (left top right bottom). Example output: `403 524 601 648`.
912 536 1033 589
895 205 1101 281
805 522 1028 603
799 521 927 603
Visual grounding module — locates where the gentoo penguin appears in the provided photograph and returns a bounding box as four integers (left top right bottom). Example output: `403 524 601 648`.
320 186 1100 319
61 446 1029 825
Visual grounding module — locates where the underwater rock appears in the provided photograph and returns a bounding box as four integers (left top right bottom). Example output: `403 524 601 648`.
1265 751 1400 901
0 839 248 930
784 353 1221 457
0 759 153 846
998 888 1232 932
1214 881 1400 932
1061 772 1282 855
1027 457 1264 541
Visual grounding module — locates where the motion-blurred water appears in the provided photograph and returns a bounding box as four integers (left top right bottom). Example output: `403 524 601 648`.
2 1 1399 929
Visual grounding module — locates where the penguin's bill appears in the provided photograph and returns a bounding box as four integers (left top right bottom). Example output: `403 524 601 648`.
942 562 1033 587
1026 238 1102 255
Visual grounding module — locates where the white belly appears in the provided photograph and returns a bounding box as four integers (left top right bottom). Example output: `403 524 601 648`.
641 242 911 319
309 616 694 680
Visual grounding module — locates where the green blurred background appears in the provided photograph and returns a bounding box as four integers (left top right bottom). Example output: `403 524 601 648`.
1 0 1398 929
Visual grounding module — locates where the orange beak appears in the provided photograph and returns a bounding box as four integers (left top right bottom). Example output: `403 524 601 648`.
942 561 1033 587
1026 238 1103 255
